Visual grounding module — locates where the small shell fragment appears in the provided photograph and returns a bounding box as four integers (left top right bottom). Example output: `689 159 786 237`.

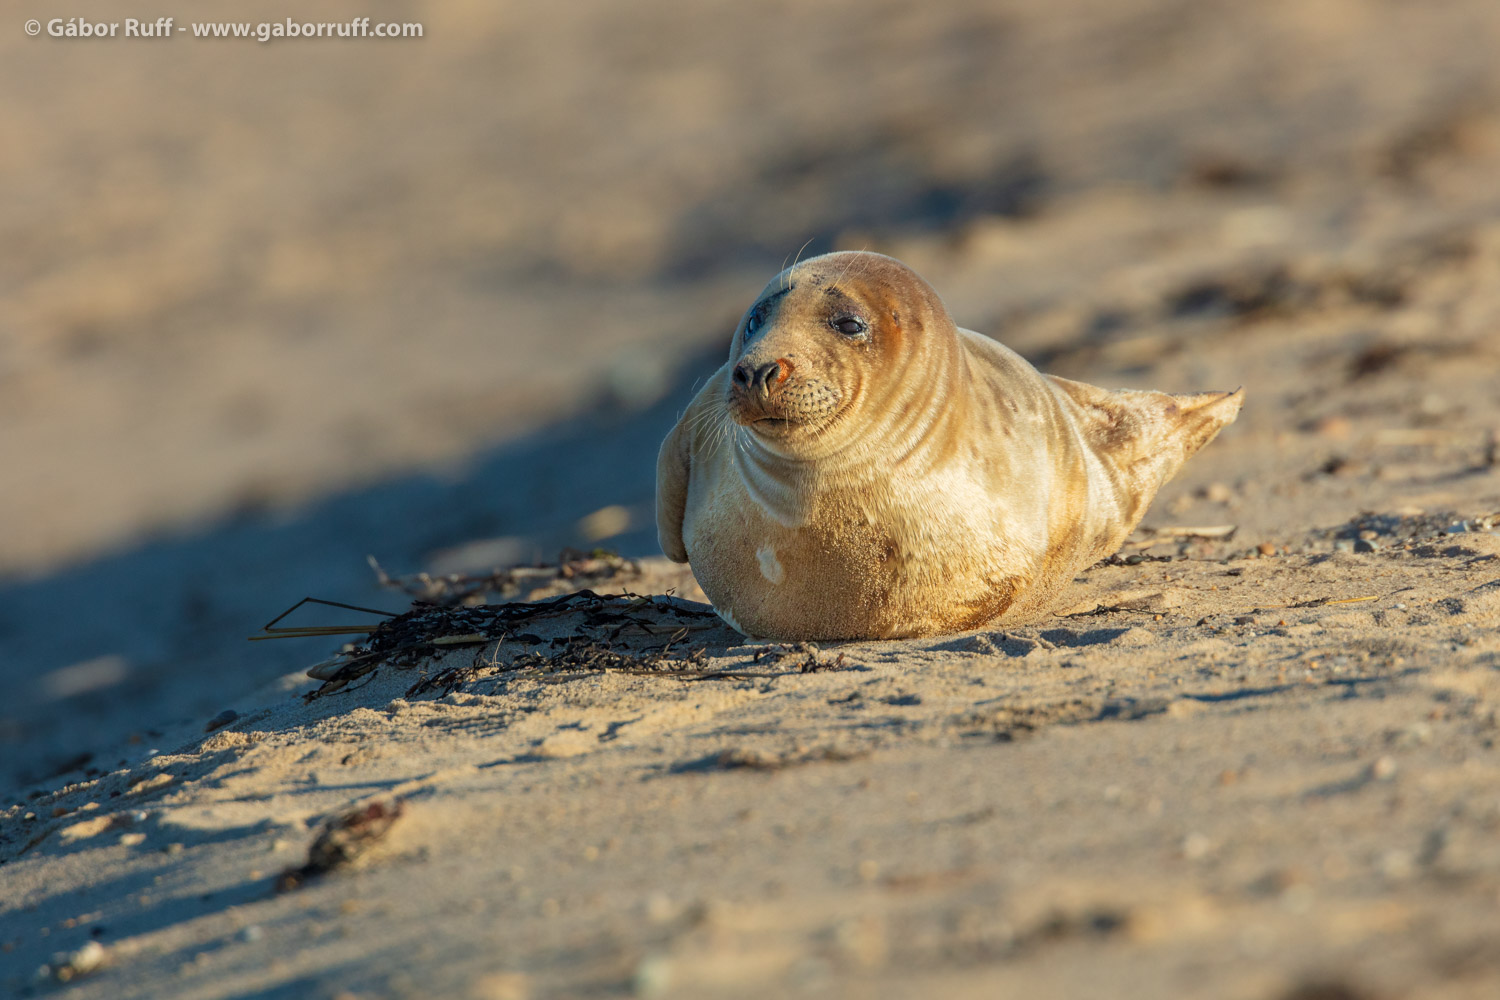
306 656 350 680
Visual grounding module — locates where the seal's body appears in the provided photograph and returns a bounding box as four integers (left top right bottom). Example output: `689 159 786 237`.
657 252 1242 640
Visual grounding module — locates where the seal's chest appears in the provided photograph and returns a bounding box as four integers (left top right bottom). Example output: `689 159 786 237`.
688 496 888 591
690 489 943 631
696 533 897 639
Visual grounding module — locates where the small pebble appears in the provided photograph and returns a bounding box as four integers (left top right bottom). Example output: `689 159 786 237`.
1370 756 1398 781
47 940 107 982
633 954 673 997
1202 482 1234 503
1354 539 1381 553
1312 415 1353 439
238 925 263 943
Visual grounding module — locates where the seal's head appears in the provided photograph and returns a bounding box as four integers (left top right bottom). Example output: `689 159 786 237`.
725 251 961 459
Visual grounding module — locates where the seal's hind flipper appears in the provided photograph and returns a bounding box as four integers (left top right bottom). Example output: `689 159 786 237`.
1047 376 1244 517
1161 388 1245 459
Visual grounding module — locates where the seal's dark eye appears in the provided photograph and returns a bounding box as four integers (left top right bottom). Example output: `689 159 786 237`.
831 316 867 337
746 311 762 336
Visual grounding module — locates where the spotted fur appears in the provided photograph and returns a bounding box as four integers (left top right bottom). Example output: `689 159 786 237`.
657 252 1243 639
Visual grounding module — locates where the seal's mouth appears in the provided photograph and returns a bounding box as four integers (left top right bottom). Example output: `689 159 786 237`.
726 392 796 430
728 408 796 433
724 371 844 440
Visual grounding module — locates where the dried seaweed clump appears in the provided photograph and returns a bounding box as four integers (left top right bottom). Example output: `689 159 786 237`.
407 634 717 698
369 549 643 606
294 590 729 698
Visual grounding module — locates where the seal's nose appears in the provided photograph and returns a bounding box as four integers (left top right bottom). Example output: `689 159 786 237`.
732 359 788 398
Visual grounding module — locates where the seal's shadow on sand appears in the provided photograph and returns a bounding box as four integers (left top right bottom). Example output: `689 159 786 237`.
0 347 729 788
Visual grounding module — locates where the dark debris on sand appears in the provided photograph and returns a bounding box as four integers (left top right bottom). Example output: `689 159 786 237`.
1311 509 1499 549
298 588 793 701
275 799 405 892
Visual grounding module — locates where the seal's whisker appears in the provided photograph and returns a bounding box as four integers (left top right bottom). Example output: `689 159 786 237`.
709 413 733 455
691 402 736 457
828 245 869 292
788 237 815 285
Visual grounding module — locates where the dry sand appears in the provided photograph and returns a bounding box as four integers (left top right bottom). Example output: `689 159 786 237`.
4 534 1500 999
5 0 1500 997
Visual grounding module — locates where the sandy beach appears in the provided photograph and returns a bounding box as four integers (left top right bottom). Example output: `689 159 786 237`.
4 1 1500 996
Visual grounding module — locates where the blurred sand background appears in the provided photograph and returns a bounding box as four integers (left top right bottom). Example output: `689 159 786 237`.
7 0 1500 785
3 1 1500 996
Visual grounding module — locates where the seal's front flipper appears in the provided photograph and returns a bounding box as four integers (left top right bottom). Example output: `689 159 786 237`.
656 418 691 563
1047 376 1244 518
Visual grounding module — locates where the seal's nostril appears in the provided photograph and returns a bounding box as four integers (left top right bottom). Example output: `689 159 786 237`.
754 361 784 392
732 362 753 387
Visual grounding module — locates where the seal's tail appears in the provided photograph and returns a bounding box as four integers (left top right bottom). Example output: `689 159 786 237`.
1046 376 1245 520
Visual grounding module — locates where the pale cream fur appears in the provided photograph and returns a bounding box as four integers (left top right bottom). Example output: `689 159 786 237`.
657 252 1243 640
